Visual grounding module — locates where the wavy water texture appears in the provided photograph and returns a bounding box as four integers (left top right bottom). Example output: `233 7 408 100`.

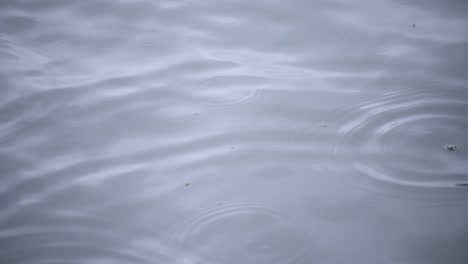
0 214 188 264
1 0 468 263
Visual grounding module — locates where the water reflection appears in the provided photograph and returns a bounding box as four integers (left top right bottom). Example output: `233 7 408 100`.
1 0 468 263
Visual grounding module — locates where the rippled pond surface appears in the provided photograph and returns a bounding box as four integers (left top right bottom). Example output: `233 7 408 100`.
1 0 468 263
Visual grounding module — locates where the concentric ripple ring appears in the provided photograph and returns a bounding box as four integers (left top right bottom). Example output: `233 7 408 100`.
324 83 468 188
172 202 312 264
189 75 265 108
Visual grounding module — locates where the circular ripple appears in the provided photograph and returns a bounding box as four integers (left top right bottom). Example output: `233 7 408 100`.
172 202 312 264
190 75 265 107
324 83 468 188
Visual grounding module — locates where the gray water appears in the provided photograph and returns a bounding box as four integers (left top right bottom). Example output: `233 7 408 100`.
1 0 468 263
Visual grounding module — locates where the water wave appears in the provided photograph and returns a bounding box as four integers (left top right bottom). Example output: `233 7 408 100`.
0 36 54 102
0 214 185 264
171 201 313 264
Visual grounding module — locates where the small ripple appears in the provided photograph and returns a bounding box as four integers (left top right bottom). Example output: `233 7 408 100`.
134 28 171 47
188 74 266 108
172 201 313 264
109 24 180 51
321 82 468 190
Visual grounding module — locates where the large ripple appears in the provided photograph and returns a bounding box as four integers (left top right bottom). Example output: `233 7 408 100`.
171 201 313 264
324 82 468 189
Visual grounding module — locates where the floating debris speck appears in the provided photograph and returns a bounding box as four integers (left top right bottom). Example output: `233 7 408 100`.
445 144 458 152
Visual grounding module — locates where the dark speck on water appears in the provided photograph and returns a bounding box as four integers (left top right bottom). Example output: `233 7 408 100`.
445 144 458 151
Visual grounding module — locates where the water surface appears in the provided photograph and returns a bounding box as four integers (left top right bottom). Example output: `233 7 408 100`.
1 0 468 263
